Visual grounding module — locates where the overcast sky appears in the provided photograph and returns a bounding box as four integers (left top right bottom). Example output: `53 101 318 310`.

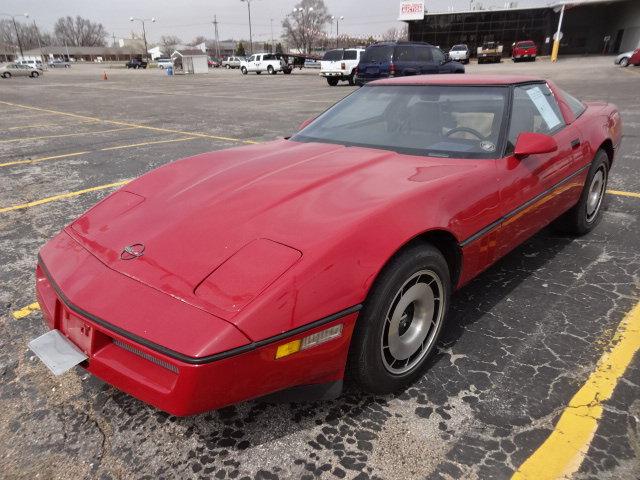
3 0 549 44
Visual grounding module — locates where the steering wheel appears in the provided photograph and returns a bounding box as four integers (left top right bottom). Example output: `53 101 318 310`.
445 127 486 140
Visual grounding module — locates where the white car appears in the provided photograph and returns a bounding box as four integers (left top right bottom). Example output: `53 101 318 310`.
448 44 470 64
320 48 364 86
240 53 292 75
156 58 173 69
614 50 635 67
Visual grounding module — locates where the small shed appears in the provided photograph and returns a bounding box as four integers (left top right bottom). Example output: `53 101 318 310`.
171 49 208 74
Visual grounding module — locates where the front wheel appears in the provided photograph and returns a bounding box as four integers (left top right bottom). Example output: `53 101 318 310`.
31 71 39 78
620 57 630 67
347 243 450 394
554 149 610 235
226 64 231 69
2 72 11 78
241 66 247 75
256 70 261 75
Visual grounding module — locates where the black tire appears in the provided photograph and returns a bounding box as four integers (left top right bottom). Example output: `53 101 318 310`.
620 57 629 67
241 66 247 75
347 243 451 394
2 72 11 78
226 64 231 69
31 71 39 78
348 71 356 85
326 77 339 86
267 65 275 75
554 149 610 235
283 68 292 75
256 70 261 75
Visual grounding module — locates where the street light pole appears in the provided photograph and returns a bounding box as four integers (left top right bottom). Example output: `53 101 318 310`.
0 13 29 59
240 0 254 55
129 17 156 60
331 16 343 48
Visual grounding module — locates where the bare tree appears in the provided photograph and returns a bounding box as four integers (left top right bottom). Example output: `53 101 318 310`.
189 36 208 46
159 35 182 56
381 25 408 42
0 19 52 50
54 16 107 46
282 0 331 54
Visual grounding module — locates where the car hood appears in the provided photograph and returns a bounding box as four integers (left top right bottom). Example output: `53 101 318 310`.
68 139 473 314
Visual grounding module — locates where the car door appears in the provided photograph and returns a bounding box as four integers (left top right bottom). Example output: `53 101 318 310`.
414 46 438 74
393 45 417 76
496 83 585 257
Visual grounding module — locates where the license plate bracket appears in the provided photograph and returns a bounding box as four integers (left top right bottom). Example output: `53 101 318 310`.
28 330 88 376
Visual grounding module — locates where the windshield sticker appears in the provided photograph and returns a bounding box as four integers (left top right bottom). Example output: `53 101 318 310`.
526 86 562 130
480 141 496 152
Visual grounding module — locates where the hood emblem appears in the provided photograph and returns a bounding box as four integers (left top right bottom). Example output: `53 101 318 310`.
121 243 145 260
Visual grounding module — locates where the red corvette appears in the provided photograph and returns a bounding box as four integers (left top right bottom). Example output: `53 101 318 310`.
31 75 622 416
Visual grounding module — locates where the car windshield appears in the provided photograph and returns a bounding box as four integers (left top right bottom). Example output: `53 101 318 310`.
360 45 394 63
451 45 466 51
323 50 343 61
292 85 508 159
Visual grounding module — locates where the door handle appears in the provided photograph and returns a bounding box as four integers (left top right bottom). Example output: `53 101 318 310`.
571 139 581 149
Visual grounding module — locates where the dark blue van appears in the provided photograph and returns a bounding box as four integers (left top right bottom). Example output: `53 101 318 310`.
355 41 464 85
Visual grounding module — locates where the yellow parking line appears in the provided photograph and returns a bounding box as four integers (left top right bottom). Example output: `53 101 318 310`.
12 302 41 320
0 126 138 143
0 180 129 213
607 189 640 198
512 302 640 480
8 119 102 130
0 100 258 144
0 151 89 168
101 136 197 151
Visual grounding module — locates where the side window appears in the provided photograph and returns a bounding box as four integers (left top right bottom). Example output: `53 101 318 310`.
507 84 566 152
431 48 445 64
415 46 433 62
343 50 357 60
394 46 415 62
559 88 587 119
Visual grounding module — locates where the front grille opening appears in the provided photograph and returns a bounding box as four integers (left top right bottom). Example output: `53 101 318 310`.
113 339 179 373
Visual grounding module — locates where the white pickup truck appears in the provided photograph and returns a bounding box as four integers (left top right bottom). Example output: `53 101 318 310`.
320 48 364 86
240 53 292 75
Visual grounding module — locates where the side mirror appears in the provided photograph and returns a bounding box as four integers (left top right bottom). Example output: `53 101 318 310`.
443 52 451 63
514 132 558 158
298 117 315 131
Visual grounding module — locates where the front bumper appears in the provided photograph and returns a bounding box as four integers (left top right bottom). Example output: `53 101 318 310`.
35 233 358 416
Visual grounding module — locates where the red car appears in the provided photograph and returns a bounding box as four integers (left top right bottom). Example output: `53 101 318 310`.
512 40 538 62
31 75 622 416
627 48 640 66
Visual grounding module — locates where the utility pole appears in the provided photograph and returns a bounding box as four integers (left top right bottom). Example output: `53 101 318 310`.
270 18 274 53
551 4 565 63
332 16 343 48
1 13 29 59
111 33 117 47
32 20 43 62
240 0 253 55
129 17 156 60
213 15 220 58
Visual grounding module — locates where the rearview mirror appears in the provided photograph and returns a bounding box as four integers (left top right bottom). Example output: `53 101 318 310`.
513 132 558 158
298 117 315 131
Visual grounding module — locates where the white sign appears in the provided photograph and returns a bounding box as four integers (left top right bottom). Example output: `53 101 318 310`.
398 1 425 21
526 86 562 130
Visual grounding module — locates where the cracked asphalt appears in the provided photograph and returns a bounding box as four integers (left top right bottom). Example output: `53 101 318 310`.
0 57 639 480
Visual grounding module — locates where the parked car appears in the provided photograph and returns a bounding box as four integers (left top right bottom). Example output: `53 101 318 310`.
0 63 41 78
208 57 221 68
304 58 321 69
240 53 292 75
222 56 243 68
615 48 640 67
448 44 471 64
477 42 503 63
30 74 621 416
512 40 538 62
156 58 173 69
48 59 71 68
320 48 365 86
126 58 148 69
17 59 44 71
355 41 464 85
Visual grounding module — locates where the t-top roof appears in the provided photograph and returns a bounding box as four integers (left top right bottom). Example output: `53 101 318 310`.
369 74 542 86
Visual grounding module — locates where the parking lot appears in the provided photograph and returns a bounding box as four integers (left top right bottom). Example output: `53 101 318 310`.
0 57 639 479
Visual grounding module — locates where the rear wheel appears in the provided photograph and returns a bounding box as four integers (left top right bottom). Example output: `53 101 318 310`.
241 66 247 74
554 149 610 235
31 71 39 78
348 71 356 85
348 243 450 394
2 72 11 78
283 68 292 75
256 70 261 75
267 65 275 74
226 64 231 69
620 57 630 67
326 77 339 86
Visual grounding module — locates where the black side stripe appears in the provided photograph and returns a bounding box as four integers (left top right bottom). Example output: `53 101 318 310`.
459 163 591 248
37 255 362 365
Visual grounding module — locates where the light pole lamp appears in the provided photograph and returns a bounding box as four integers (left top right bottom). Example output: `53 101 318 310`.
240 0 254 55
1 12 29 59
129 17 155 60
331 15 343 48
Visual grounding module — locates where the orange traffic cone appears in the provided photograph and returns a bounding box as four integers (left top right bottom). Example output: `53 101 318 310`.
102 71 108 80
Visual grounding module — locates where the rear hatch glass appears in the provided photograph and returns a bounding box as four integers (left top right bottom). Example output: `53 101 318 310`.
360 45 393 64
323 50 343 61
